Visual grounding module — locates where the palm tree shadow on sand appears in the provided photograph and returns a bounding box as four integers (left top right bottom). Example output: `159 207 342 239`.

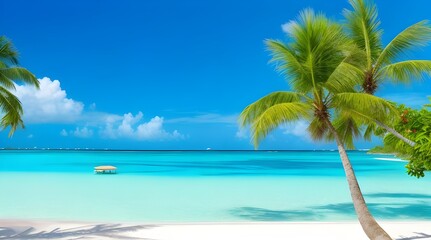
0 223 157 239
229 192 431 240
397 233 431 240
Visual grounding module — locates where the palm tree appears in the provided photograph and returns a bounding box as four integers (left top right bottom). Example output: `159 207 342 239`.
240 10 392 239
0 36 39 136
343 0 431 147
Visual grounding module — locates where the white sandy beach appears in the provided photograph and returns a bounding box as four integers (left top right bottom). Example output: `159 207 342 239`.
0 220 430 240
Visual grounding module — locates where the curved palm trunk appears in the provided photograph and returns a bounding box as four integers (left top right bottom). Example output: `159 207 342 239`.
326 119 392 240
374 120 416 147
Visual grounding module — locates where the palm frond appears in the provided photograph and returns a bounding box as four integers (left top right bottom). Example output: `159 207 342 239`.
1 111 24 137
363 124 375 141
343 0 382 66
268 9 351 94
0 71 16 90
266 40 309 92
250 102 311 147
342 43 368 69
292 9 349 86
0 86 24 136
375 20 431 68
327 113 362 149
332 92 398 122
0 36 19 65
242 9 378 149
362 120 386 140
383 133 410 151
363 121 387 140
307 117 330 141
379 60 431 83
0 67 39 89
239 91 304 126
324 62 364 93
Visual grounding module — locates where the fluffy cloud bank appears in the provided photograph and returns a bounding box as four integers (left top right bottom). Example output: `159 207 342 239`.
13 77 84 123
101 112 183 140
60 127 94 138
15 77 182 141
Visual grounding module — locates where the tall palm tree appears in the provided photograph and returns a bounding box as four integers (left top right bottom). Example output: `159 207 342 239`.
240 10 392 240
343 0 431 147
0 36 39 136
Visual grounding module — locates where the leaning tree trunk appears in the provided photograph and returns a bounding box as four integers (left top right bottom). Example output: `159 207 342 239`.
326 119 392 240
374 120 416 147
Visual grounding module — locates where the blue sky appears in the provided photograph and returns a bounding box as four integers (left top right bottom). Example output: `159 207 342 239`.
0 0 430 150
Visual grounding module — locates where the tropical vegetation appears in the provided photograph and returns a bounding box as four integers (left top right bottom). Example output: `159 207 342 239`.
343 0 431 147
240 9 393 240
0 36 39 135
369 100 431 178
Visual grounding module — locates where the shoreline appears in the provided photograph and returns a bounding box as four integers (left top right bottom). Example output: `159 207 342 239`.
0 148 374 152
1 219 430 239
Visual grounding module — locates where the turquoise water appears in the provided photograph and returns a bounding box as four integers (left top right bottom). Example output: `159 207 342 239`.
0 150 430 222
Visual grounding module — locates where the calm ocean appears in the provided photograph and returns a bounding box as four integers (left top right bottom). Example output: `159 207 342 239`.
0 150 430 222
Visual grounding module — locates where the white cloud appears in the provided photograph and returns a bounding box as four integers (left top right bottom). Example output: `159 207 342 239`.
136 115 163 139
120 112 143 137
12 77 183 141
281 120 311 141
13 77 84 123
60 129 68 137
73 127 93 138
100 112 184 140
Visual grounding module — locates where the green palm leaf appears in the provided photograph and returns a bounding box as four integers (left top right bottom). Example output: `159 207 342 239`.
378 60 431 83
243 9 372 149
363 123 376 140
268 9 350 95
324 62 364 93
266 40 309 93
0 36 39 136
332 92 398 122
0 67 39 88
1 111 24 137
343 0 382 66
240 91 304 126
0 86 24 136
250 102 311 147
0 36 18 65
384 133 410 150
375 20 431 69
327 113 362 149
307 117 329 141
0 70 16 90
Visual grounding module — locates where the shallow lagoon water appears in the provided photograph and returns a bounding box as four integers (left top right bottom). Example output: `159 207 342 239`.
0 150 430 222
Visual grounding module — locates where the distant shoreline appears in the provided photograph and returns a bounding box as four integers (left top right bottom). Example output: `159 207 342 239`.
0 148 376 152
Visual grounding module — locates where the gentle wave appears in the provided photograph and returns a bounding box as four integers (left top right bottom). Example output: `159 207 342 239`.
374 157 407 162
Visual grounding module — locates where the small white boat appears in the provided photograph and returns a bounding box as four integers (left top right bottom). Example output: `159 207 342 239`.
94 165 117 174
